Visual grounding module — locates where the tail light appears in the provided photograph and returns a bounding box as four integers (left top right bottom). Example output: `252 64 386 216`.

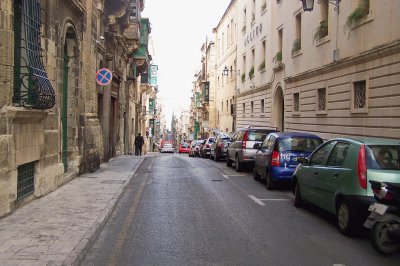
271 151 280 166
242 131 249 149
357 145 367 189
372 185 393 201
206 144 210 148
218 143 224 148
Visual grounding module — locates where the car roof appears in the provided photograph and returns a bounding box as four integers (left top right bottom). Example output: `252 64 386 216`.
330 137 400 145
269 131 322 139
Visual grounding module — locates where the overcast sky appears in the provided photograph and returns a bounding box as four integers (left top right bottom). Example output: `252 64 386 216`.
142 0 231 128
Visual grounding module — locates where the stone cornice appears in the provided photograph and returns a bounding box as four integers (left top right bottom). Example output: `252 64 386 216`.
65 0 86 15
285 40 400 84
237 83 270 98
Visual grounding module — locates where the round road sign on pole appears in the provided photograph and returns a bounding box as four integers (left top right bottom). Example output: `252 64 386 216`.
96 68 113 86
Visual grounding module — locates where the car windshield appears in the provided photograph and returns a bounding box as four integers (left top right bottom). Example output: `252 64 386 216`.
277 137 322 152
181 143 189 148
366 145 400 170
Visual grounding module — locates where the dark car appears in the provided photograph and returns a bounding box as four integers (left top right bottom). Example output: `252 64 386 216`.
226 127 278 172
200 137 216 158
253 132 323 190
210 132 232 161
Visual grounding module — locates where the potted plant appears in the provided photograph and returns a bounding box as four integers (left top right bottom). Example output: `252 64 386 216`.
258 59 265 71
345 0 369 29
241 73 246 82
248 66 255 79
274 51 282 63
291 38 301 55
313 19 328 43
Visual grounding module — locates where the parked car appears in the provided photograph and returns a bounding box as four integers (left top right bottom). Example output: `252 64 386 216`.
160 143 174 153
253 132 323 190
210 132 232 161
189 140 203 157
292 137 400 235
226 127 278 171
200 136 216 158
178 142 190 154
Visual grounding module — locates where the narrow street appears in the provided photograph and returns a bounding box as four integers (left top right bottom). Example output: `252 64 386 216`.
82 154 400 266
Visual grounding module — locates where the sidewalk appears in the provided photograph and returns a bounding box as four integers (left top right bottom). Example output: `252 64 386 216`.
0 154 149 266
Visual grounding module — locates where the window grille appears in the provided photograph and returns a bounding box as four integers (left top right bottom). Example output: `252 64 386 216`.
293 93 299 112
354 81 366 109
17 162 35 200
317 88 326 111
13 0 55 110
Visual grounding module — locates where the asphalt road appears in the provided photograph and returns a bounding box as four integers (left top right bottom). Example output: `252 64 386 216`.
81 153 400 266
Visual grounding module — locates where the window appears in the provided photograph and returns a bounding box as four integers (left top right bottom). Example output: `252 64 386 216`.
222 32 225 54
17 161 35 200
327 142 350 167
353 80 366 109
261 135 270 149
310 141 336 166
293 93 299 112
292 13 302 55
226 100 229 112
243 8 247 33
227 24 230 46
259 40 266 71
221 101 224 112
261 99 265 113
251 101 254 113
317 88 327 111
13 0 55 109
243 103 246 114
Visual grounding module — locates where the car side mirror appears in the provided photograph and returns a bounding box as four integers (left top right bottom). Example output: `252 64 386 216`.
253 143 261 149
298 157 309 164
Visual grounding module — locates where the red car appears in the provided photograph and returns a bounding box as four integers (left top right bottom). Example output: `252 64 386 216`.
178 143 190 154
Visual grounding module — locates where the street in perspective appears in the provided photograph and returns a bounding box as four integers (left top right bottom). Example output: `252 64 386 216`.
1 0 400 265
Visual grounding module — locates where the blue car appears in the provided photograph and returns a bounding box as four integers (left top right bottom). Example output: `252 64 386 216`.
253 132 323 190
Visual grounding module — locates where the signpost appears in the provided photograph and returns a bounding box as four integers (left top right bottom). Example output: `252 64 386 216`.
96 68 113 86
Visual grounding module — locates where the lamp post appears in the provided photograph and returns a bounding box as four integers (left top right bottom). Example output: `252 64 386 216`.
301 0 341 13
222 65 240 76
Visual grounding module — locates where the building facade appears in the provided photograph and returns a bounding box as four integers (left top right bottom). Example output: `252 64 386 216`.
0 0 150 217
214 0 238 134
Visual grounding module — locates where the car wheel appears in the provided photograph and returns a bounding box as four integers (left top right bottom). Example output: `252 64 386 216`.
252 167 260 181
265 171 275 190
226 155 232 167
336 199 356 236
294 180 303 208
235 156 242 172
370 221 400 254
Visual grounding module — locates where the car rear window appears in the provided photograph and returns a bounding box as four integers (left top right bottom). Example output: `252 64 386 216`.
220 133 231 139
277 137 323 152
247 131 271 141
208 138 215 143
366 145 400 170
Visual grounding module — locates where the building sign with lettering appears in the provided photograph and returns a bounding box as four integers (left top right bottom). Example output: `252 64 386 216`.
244 23 263 46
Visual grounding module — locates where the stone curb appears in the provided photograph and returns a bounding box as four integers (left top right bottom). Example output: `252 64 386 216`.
62 156 146 266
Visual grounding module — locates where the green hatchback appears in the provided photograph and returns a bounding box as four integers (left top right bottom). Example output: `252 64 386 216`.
292 137 400 235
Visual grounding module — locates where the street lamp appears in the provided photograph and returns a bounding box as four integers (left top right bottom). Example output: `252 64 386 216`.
222 65 240 76
301 0 341 13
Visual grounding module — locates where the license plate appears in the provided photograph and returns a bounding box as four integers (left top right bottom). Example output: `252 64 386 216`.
368 202 388 215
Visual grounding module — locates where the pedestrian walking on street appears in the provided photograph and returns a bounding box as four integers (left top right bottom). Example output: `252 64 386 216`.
135 133 144 156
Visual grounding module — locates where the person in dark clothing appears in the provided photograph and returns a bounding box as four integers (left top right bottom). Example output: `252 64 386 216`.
134 133 144 156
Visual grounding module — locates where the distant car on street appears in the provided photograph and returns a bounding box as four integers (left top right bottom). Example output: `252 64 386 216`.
210 132 232 161
200 137 216 158
178 142 190 154
253 132 323 190
160 143 174 153
292 137 400 235
189 140 203 157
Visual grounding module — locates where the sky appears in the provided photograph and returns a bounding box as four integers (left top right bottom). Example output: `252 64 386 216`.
142 0 231 129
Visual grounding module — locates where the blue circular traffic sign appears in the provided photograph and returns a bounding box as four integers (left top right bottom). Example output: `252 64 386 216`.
96 68 113 86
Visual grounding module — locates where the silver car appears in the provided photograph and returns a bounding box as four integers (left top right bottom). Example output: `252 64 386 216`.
160 143 174 153
226 127 278 171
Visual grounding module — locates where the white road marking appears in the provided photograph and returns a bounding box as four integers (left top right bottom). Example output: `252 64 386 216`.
249 195 266 206
259 198 290 201
222 175 230 179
